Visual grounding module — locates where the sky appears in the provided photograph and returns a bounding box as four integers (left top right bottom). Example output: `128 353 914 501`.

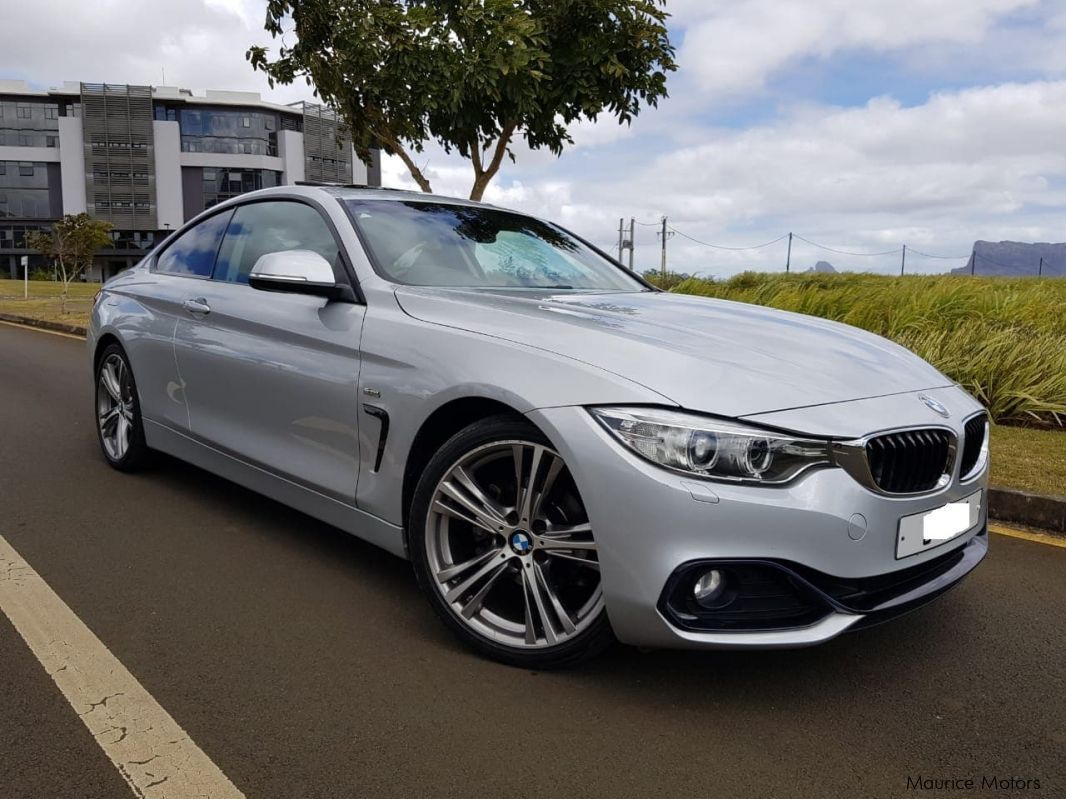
4 0 1066 276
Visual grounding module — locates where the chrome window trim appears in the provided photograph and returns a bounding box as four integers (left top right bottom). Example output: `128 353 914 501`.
831 424 958 498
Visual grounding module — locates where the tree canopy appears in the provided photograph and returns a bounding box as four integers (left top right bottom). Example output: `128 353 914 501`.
248 0 676 200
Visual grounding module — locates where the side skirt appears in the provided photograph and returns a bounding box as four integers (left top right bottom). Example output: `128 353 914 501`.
144 419 408 559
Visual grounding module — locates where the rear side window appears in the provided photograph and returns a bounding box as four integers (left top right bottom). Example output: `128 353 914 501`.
213 201 340 284
155 210 232 277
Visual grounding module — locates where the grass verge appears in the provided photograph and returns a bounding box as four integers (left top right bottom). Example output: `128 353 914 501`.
991 425 1066 497
0 279 97 328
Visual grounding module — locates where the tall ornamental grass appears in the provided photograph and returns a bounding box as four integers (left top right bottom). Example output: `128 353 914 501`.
660 272 1066 426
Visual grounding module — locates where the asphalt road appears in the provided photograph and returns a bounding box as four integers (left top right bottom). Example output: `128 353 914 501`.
1 321 1064 799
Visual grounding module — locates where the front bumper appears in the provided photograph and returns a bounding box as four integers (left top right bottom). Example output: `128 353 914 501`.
529 395 988 650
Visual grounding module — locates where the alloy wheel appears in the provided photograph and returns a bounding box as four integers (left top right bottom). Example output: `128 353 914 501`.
97 353 135 462
424 440 603 649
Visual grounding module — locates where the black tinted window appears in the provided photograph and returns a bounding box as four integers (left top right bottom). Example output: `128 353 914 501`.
214 201 339 284
155 210 232 277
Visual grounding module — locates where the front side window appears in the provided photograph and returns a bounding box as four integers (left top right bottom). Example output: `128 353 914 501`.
155 210 233 278
213 201 339 284
344 200 643 291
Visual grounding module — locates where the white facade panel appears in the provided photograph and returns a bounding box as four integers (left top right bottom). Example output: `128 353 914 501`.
152 120 183 230
178 152 286 172
278 130 305 184
0 145 61 163
57 117 87 214
351 145 369 184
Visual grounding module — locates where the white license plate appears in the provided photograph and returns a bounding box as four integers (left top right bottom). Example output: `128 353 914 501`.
896 490 982 559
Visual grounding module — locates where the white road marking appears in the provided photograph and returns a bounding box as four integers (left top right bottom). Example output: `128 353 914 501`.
0 534 245 799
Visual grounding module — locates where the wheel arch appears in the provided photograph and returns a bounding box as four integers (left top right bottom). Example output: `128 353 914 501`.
93 332 124 371
401 396 531 536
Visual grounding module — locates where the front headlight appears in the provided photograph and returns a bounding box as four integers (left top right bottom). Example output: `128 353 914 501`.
589 406 832 485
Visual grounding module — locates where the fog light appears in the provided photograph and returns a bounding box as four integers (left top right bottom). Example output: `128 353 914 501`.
693 569 724 606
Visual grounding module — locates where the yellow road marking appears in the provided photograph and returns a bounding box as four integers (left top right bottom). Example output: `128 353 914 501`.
0 534 245 799
0 318 85 340
988 522 1066 549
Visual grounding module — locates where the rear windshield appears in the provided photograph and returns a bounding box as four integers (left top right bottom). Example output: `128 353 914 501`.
343 199 644 291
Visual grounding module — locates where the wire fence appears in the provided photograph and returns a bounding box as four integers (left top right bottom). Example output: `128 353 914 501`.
603 221 1064 278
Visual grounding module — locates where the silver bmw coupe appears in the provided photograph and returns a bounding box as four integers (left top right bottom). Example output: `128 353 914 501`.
89 185 989 667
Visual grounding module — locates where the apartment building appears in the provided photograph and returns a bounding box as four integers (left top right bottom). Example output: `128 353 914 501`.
0 80 381 280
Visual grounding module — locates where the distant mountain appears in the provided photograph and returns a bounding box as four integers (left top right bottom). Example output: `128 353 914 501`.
807 260 837 273
952 241 1066 277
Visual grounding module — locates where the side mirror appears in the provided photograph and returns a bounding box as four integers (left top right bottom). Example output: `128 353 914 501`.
248 250 347 299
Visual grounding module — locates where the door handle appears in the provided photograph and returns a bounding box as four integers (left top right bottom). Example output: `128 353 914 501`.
182 297 211 316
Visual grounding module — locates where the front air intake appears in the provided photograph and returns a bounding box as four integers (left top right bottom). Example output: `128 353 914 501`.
865 429 954 494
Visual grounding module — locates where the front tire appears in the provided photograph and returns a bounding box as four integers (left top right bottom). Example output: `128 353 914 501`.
94 343 151 471
409 416 613 669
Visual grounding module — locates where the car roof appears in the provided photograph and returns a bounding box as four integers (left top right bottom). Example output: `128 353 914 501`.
294 183 496 209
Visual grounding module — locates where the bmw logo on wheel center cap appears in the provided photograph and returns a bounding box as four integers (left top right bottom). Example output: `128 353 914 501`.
509 531 533 555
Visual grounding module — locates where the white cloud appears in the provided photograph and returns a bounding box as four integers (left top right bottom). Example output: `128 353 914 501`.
1 0 308 104
387 80 1066 275
675 0 1039 99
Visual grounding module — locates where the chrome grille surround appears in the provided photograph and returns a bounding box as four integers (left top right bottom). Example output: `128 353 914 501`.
959 412 990 482
832 425 958 496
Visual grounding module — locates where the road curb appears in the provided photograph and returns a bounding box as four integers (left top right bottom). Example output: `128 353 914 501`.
0 313 87 337
989 485 1066 535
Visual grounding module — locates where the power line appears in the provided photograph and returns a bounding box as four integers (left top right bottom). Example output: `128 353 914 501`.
791 234 902 257
908 248 970 260
668 226 789 251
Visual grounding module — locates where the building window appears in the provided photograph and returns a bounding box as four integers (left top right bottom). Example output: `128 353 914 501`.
19 163 34 177
17 104 32 119
44 106 58 120
178 107 280 157
18 134 32 147
202 167 281 209
46 135 57 148
0 163 5 175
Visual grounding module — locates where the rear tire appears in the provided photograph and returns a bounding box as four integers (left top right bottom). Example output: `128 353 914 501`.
409 415 613 669
94 343 151 472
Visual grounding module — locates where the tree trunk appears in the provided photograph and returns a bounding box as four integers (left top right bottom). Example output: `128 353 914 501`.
468 124 516 202
58 258 69 315
385 135 433 193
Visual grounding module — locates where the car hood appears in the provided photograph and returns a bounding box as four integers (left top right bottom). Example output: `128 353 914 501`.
393 287 954 418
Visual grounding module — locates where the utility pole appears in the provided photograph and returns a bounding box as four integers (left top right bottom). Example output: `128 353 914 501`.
785 232 793 273
900 244 907 276
971 246 976 276
628 218 635 272
1039 256 1045 277
658 216 672 279
617 218 625 263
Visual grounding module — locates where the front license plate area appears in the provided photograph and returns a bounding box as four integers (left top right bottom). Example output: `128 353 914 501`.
896 490 982 559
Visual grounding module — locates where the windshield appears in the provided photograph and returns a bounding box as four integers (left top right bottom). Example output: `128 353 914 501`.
343 199 645 291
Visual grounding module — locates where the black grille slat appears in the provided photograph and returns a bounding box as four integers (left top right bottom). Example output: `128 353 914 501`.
959 415 987 478
865 428 953 493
